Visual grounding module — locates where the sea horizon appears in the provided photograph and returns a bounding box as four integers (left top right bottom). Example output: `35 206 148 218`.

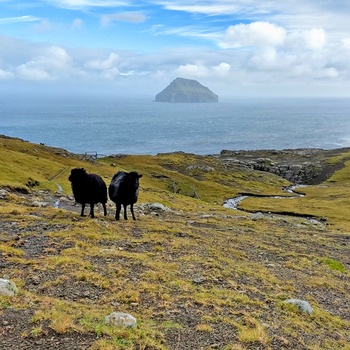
1 95 350 156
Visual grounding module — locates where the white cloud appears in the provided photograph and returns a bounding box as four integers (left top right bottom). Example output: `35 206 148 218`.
16 65 51 80
0 20 348 97
213 62 231 76
175 62 231 80
176 64 209 77
0 16 41 25
249 47 279 70
84 53 122 79
16 46 73 80
220 22 286 48
101 67 120 79
316 67 339 79
85 52 119 70
0 69 14 80
287 28 327 50
157 2 241 16
47 0 129 9
341 38 350 49
303 28 327 50
101 12 146 26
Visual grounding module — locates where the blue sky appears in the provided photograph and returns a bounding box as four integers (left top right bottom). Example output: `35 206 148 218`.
1 0 350 98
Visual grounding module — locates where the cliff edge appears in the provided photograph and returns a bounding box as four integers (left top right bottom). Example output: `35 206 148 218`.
155 77 218 103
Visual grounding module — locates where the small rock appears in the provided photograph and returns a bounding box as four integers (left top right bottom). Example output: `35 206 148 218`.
193 276 206 284
186 165 214 172
0 278 18 296
284 299 313 314
104 312 137 328
251 212 265 221
139 202 171 213
30 275 41 285
31 201 48 208
0 189 9 199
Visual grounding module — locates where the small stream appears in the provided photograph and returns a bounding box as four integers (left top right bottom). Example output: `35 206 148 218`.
223 185 326 225
223 196 248 209
223 185 306 210
53 184 63 209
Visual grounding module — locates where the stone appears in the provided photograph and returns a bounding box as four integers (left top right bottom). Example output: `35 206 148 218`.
139 202 171 213
105 312 137 328
193 276 206 284
218 149 338 184
0 189 9 199
0 278 18 296
251 212 265 220
284 299 313 314
31 200 48 207
186 165 215 172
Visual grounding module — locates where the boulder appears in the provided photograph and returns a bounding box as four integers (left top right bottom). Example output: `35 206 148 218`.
284 299 313 314
0 278 18 296
105 312 137 328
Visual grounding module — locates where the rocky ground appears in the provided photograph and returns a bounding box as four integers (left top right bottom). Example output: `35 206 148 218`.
0 140 350 349
1 184 349 349
218 148 350 184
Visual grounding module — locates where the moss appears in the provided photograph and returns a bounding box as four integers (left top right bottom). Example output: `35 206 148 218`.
321 257 346 273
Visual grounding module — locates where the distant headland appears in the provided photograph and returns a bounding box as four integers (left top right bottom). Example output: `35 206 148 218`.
155 77 218 103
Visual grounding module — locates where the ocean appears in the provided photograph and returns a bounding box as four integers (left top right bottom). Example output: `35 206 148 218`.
1 95 350 155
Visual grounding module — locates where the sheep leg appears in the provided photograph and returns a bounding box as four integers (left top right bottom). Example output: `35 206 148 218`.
123 204 128 220
130 204 136 220
89 204 95 218
80 203 86 217
102 203 107 216
115 204 121 221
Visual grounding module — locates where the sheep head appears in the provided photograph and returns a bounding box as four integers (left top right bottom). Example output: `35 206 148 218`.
69 168 87 183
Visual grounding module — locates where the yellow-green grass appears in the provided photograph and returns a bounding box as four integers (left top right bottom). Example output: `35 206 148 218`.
239 158 350 229
1 136 289 207
1 135 350 349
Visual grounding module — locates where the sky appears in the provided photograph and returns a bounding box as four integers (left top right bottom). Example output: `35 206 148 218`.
1 0 350 98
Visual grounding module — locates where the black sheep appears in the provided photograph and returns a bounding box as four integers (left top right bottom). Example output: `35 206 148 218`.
68 168 107 218
109 171 142 220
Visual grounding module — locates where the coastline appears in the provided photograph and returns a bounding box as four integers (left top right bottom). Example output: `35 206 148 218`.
2 133 349 185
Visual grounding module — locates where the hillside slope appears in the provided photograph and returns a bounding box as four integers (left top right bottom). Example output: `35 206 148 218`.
0 135 349 349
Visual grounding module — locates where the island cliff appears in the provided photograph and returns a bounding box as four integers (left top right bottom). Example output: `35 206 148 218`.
155 77 218 103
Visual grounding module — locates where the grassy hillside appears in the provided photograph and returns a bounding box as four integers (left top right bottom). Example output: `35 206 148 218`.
0 135 349 349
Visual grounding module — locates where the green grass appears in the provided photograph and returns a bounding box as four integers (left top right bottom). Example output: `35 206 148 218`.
321 257 346 273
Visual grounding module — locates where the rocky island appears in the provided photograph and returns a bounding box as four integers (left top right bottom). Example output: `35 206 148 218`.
155 77 218 103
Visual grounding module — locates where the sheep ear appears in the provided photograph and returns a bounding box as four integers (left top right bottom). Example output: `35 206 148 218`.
138 174 143 178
